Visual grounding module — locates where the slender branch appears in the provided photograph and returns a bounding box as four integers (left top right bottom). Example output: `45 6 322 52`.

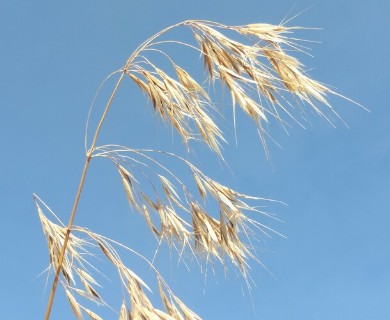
89 72 126 152
44 71 126 320
44 21 190 317
124 21 188 69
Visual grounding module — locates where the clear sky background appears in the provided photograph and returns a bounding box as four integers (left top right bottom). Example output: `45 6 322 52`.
1 1 389 319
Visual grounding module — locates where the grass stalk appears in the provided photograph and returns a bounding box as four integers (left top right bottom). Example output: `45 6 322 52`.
44 71 126 320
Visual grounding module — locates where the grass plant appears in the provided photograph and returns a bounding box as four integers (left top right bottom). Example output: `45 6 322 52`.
35 19 361 319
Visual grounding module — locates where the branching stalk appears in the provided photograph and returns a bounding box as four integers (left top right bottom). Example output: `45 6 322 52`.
43 21 188 318
44 72 126 320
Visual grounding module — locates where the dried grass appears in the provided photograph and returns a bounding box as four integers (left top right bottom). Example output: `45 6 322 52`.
35 196 201 320
36 19 360 319
124 20 347 157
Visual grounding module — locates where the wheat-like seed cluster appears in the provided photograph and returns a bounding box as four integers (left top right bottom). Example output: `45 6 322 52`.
36 20 350 319
98 147 279 274
125 21 338 156
36 196 202 320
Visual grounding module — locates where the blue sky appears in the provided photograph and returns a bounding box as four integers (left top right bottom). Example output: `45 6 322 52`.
1 1 389 319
